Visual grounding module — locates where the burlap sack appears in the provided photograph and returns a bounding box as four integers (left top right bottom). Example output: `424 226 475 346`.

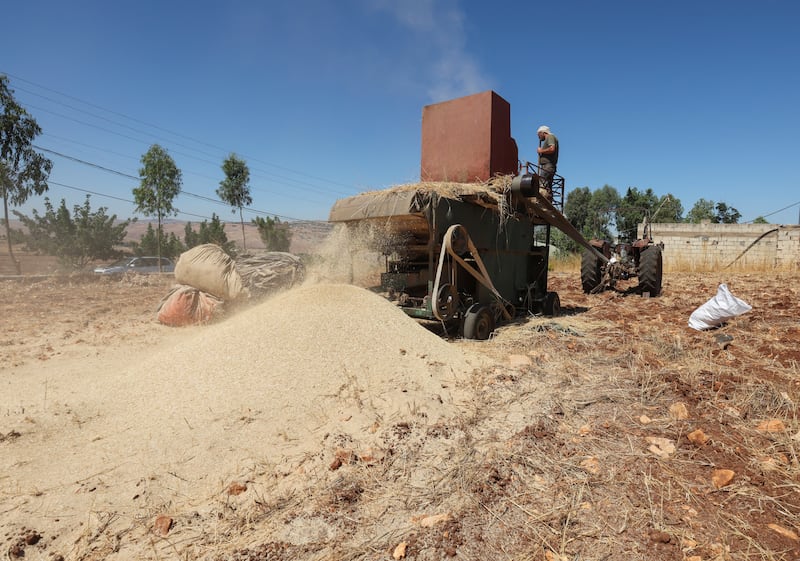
174 244 243 300
157 285 223 326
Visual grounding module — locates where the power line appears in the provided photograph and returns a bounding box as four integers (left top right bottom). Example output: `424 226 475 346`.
38 132 339 206
42 132 328 203
743 200 800 224
4 71 357 194
49 181 136 205
36 145 305 221
29 104 351 203
48 180 213 222
43 132 138 163
34 144 138 179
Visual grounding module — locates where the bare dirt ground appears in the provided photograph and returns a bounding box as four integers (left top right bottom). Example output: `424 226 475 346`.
1 267 799 561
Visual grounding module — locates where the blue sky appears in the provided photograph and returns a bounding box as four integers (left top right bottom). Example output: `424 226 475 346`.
2 0 799 225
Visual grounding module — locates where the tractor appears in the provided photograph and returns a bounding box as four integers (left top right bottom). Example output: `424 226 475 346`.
328 164 608 339
579 216 664 296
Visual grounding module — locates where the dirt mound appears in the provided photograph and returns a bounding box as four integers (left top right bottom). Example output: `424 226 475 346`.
1 283 482 559
107 283 480 478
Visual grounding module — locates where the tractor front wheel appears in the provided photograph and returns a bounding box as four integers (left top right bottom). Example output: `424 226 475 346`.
638 245 663 296
463 304 495 341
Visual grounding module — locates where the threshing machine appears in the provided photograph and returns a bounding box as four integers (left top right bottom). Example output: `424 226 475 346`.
328 166 602 339
327 89 662 339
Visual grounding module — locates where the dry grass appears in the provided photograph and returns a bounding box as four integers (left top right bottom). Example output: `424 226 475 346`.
359 175 514 200
549 251 581 273
3 271 800 561
551 249 796 274
664 253 794 273
204 272 798 560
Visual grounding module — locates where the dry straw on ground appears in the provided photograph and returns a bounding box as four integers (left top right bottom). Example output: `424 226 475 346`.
2 262 799 560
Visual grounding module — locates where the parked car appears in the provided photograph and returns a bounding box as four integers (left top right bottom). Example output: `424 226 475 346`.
94 256 175 275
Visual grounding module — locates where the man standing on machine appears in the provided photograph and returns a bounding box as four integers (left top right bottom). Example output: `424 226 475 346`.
536 125 559 199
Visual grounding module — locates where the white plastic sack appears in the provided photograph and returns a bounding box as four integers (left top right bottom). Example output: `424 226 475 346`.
688 284 752 331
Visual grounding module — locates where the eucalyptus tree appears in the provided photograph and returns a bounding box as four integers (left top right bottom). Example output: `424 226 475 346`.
133 144 182 269
0 75 53 274
217 154 252 250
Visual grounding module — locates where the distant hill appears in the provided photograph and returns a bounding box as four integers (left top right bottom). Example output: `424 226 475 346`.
4 218 334 256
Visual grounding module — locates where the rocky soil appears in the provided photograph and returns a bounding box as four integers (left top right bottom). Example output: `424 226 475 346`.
1 269 799 560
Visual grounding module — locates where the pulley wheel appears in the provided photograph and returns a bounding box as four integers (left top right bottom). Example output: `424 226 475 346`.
436 283 459 321
448 226 469 255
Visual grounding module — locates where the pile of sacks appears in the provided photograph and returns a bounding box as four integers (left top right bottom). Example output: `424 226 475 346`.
156 244 305 327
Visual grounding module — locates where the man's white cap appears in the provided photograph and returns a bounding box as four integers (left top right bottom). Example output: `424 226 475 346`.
537 125 550 134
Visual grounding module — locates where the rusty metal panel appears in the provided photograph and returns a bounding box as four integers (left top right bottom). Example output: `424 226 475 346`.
420 91 518 183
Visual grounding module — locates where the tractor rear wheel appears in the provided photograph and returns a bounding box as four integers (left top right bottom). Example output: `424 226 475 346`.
638 245 663 296
581 250 603 293
463 304 494 341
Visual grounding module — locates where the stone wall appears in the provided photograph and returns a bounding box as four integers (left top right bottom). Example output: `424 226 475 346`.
637 223 800 270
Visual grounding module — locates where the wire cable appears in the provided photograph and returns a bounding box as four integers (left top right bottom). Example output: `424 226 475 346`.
5 72 357 194
34 145 307 221
28 105 353 202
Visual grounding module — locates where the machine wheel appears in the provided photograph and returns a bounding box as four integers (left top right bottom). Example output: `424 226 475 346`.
543 291 561 317
463 304 495 341
580 250 603 293
638 245 663 296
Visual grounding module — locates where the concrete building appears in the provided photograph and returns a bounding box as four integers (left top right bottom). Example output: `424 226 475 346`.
638 222 800 271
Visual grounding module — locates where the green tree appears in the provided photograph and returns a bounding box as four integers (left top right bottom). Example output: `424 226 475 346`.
562 185 618 251
616 187 659 243
0 218 25 244
133 144 182 269
616 188 683 242
253 215 291 251
564 186 592 234
13 195 130 270
134 223 184 259
549 229 574 255
685 198 716 223
0 75 53 274
184 221 200 248
198 213 234 252
686 199 740 224
753 216 769 224
655 194 684 223
586 185 620 241
714 202 741 224
217 154 252 250
183 213 236 255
